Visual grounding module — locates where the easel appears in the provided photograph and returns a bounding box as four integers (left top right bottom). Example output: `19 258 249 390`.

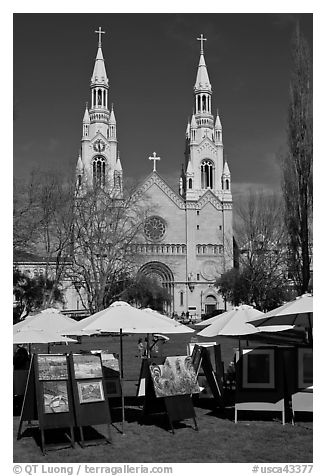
17 354 75 455
68 353 112 447
191 344 224 408
140 359 198 434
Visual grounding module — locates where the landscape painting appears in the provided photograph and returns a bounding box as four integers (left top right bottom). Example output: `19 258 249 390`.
38 354 68 381
150 356 200 398
77 380 105 404
73 354 103 379
43 381 69 414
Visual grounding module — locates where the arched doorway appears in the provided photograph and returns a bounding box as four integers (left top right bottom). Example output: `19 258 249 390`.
204 294 217 315
138 261 174 314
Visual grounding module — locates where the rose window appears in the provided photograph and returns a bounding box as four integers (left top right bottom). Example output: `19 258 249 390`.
144 216 166 241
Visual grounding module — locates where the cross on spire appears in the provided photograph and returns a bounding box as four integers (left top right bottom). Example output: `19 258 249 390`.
149 152 161 172
95 27 106 47
197 33 207 54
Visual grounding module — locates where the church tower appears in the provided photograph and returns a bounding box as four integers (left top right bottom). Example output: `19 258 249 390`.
76 27 123 197
183 34 231 199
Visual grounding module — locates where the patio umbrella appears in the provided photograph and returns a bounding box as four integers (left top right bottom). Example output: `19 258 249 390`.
13 328 77 345
250 293 313 341
14 308 77 335
197 305 264 338
195 310 234 327
197 304 293 346
65 301 194 432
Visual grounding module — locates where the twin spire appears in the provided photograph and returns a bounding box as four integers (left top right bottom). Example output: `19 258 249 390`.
91 27 109 87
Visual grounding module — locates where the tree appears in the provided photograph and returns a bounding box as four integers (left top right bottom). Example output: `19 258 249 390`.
13 171 75 308
70 186 150 314
120 274 171 312
282 24 313 294
216 192 293 311
13 269 64 323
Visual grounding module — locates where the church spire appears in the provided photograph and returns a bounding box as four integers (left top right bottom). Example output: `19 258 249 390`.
193 34 213 135
194 34 212 96
90 27 109 111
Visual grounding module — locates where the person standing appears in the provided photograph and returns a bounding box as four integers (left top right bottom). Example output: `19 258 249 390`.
137 338 144 358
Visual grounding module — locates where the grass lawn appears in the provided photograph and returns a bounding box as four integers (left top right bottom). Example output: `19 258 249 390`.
13 330 312 463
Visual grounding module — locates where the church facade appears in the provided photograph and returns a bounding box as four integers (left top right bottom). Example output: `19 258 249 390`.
75 29 233 318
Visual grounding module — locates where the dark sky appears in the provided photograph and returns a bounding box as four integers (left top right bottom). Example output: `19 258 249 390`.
13 13 312 196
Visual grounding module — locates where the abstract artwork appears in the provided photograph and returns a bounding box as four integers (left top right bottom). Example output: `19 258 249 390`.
150 356 200 398
43 381 69 413
38 354 68 381
77 380 105 404
73 354 103 379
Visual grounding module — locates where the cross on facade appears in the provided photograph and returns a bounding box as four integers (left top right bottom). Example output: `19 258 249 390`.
149 152 161 172
95 27 106 47
197 33 207 54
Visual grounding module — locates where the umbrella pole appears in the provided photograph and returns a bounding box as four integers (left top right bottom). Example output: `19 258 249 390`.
308 313 313 344
147 333 150 358
119 329 125 434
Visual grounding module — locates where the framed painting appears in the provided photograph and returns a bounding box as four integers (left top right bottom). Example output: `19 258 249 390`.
298 348 313 388
38 354 68 381
242 349 275 389
73 354 103 379
77 380 105 404
150 356 200 398
43 381 69 414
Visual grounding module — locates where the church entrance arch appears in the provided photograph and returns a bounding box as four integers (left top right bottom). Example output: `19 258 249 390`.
138 261 174 315
204 294 217 315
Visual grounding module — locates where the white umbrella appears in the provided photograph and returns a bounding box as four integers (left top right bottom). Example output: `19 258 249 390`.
65 301 194 432
251 294 313 328
197 305 265 338
13 328 77 344
14 308 77 335
68 301 195 335
195 311 231 327
250 294 313 344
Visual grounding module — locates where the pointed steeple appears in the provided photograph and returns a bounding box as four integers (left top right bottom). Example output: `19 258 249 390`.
83 103 90 122
91 28 109 87
194 34 211 93
223 160 230 176
109 104 116 124
116 152 122 171
214 109 222 129
76 152 84 172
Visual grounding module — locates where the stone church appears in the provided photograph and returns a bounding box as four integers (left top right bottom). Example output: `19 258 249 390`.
75 29 233 318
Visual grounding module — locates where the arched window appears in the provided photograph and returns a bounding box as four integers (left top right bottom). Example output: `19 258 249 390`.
201 159 214 189
92 156 106 187
225 179 230 190
197 95 200 113
188 178 193 189
77 175 82 188
180 291 184 306
98 89 102 106
202 95 206 112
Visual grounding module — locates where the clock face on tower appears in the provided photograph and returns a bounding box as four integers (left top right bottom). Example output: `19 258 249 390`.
93 139 106 152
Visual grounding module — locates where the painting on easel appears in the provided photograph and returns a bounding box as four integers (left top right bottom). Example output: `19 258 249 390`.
150 356 200 398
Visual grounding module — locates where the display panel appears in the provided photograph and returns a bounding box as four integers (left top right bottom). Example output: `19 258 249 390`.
242 349 275 389
298 348 313 388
